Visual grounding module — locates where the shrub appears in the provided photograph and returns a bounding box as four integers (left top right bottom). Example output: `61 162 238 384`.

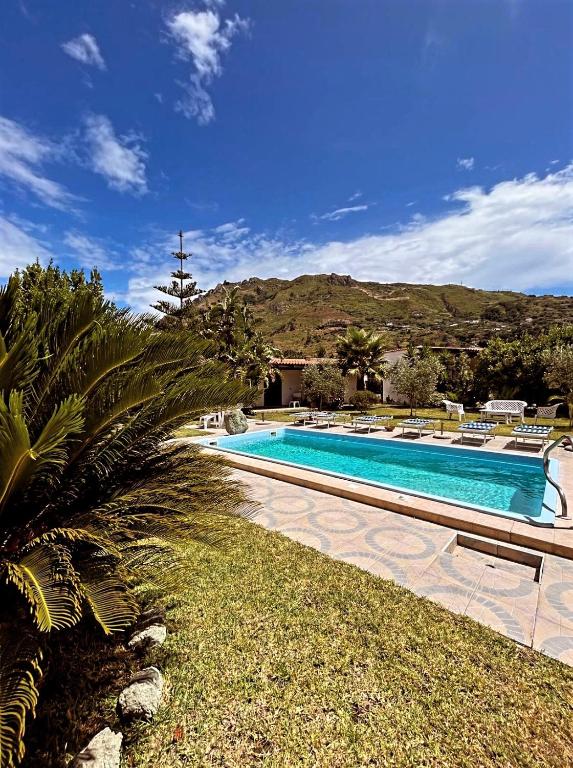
349 390 379 410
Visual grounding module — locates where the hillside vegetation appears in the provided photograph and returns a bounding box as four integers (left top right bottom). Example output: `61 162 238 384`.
198 274 573 355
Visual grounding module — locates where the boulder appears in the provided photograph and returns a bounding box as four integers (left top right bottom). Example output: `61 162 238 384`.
224 409 248 435
128 623 167 651
117 667 164 722
70 727 122 768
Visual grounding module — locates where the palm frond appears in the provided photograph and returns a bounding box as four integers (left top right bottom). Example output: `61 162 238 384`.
0 627 43 768
3 545 82 632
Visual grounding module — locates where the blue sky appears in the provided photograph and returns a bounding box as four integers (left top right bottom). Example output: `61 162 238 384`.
0 0 571 311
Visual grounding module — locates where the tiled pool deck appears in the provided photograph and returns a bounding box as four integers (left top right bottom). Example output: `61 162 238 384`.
194 421 573 665
235 468 573 666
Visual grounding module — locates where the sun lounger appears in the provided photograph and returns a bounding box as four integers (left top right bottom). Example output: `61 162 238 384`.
511 424 554 448
397 418 436 438
458 421 496 445
292 411 316 426
351 415 392 433
313 411 337 428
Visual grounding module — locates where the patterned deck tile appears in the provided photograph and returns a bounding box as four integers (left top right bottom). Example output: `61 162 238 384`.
424 552 485 592
533 616 573 664
410 572 475 615
330 550 411 584
475 567 539 614
537 580 573 630
350 525 454 569
464 594 534 646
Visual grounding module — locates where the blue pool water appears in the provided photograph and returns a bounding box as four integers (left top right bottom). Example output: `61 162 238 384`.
204 428 558 525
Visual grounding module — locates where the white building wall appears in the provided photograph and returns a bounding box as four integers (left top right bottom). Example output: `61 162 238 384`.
382 350 407 404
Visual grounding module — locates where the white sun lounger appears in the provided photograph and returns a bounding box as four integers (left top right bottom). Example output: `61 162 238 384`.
511 424 554 448
292 411 317 426
398 418 436 438
458 421 496 445
313 411 337 428
351 415 392 433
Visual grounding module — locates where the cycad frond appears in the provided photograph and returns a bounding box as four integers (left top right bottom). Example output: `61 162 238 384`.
0 393 84 514
0 627 43 768
3 545 82 632
78 568 137 634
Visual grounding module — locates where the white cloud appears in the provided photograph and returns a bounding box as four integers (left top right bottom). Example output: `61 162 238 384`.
83 114 147 195
457 157 475 171
0 116 77 210
319 205 369 222
348 190 362 201
166 8 249 125
62 33 106 70
124 165 573 311
0 216 53 277
63 230 121 271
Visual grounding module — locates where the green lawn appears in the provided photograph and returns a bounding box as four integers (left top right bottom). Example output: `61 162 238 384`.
255 406 571 441
123 517 573 768
173 425 213 438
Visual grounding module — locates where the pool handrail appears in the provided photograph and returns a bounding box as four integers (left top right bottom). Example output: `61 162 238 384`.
543 434 571 519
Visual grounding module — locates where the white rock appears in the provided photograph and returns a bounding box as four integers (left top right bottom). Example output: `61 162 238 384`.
118 666 164 722
70 727 122 768
128 624 167 651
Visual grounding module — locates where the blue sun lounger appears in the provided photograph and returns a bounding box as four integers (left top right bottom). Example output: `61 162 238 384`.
351 415 393 433
511 424 554 448
458 421 496 445
398 418 436 438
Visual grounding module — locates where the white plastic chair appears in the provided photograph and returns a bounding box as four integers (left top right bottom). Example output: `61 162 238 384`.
534 403 562 424
442 399 465 421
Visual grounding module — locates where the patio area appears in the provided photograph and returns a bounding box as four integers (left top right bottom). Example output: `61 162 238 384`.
236 468 573 666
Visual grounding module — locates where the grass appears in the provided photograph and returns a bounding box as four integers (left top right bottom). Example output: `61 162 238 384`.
255 405 571 441
173 425 213 438
120 517 573 768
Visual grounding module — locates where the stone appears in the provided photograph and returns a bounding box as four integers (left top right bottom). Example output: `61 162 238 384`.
117 666 164 722
70 727 122 768
224 409 248 435
128 623 167 651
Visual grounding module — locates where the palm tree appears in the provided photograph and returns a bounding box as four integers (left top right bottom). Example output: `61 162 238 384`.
201 288 280 387
0 272 254 767
337 327 388 390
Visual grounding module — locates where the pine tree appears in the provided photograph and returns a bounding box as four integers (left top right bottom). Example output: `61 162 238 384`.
152 230 202 325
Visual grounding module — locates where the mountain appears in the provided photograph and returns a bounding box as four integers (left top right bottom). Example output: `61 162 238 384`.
198 274 573 356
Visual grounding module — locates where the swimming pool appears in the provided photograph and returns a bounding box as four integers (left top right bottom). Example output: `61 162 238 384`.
202 428 558 525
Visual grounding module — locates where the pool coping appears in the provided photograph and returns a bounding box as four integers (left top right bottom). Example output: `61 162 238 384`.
199 433 573 560
203 427 558 528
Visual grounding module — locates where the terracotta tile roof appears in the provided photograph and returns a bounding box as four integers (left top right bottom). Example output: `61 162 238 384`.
271 357 336 367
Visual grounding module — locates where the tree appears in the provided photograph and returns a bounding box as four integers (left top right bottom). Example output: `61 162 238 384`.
473 335 548 403
153 230 202 326
544 345 573 426
201 287 280 387
0 266 252 767
388 354 444 415
302 364 345 409
440 351 475 404
337 327 388 390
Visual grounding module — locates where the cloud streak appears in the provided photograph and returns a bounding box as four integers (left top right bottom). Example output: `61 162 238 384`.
83 114 148 194
319 205 369 222
166 8 249 125
62 33 106 70
0 116 77 210
457 157 475 171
